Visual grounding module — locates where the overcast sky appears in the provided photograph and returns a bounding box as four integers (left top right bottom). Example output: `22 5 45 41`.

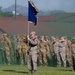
0 0 75 12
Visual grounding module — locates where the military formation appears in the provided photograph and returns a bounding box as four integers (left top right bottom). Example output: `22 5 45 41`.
0 32 75 72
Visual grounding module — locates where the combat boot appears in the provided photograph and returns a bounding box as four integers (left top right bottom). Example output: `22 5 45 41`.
29 70 33 74
33 70 37 74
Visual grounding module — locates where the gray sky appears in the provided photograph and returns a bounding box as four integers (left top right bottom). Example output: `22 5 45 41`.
0 0 75 12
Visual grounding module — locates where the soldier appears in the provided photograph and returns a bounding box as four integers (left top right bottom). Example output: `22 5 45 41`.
52 37 61 67
21 34 28 64
59 37 67 67
2 34 12 65
64 37 72 67
71 37 75 71
0 35 5 64
38 36 48 66
16 35 24 65
45 36 51 59
27 31 38 74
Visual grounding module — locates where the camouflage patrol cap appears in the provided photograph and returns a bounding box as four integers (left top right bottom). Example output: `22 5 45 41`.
3 33 7 36
16 34 21 37
73 37 75 39
64 36 67 38
22 34 26 37
61 37 64 39
30 31 36 35
63 36 67 39
55 37 59 39
51 36 55 40
61 37 65 41
45 36 48 38
40 36 44 38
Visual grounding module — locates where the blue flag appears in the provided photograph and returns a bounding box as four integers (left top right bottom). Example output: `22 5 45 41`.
28 0 39 26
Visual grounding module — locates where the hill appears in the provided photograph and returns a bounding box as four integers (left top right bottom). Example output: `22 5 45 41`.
2 5 28 16
38 10 66 16
2 5 66 16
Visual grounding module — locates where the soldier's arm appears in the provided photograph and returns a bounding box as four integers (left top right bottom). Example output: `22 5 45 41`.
37 42 40 53
49 41 52 52
38 42 41 52
6 38 12 47
68 41 71 51
45 42 48 51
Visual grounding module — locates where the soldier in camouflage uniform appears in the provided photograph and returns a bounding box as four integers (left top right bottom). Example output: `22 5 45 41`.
52 37 61 67
64 37 72 67
59 37 67 67
16 35 24 65
27 31 38 74
71 37 75 71
2 34 12 65
38 36 48 66
21 34 28 64
45 36 51 59
0 35 6 64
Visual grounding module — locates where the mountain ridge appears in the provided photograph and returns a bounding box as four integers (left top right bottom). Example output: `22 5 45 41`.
2 5 66 16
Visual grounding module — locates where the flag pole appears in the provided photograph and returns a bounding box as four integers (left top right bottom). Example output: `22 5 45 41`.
15 0 17 19
28 22 30 36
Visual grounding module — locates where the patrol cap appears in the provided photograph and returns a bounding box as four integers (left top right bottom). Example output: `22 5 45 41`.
64 36 67 38
40 36 44 38
61 37 64 39
16 34 21 37
30 31 36 35
73 37 75 40
3 33 7 36
51 36 55 40
61 37 65 41
22 34 26 37
45 36 49 38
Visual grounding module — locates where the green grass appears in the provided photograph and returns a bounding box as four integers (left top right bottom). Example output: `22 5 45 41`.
0 65 75 75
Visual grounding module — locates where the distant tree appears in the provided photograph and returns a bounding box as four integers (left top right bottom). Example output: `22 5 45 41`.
3 12 13 17
0 12 13 17
19 14 23 16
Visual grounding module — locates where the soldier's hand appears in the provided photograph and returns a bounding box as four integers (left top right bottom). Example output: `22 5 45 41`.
27 35 30 41
28 37 30 41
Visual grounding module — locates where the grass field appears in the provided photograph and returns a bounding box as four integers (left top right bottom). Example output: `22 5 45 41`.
0 65 75 75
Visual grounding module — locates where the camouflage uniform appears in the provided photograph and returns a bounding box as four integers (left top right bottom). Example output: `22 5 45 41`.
71 38 75 71
45 36 51 59
27 31 38 74
66 40 72 67
0 36 5 64
52 40 61 67
38 36 47 66
16 35 23 65
59 38 67 67
3 34 12 65
20 36 28 64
